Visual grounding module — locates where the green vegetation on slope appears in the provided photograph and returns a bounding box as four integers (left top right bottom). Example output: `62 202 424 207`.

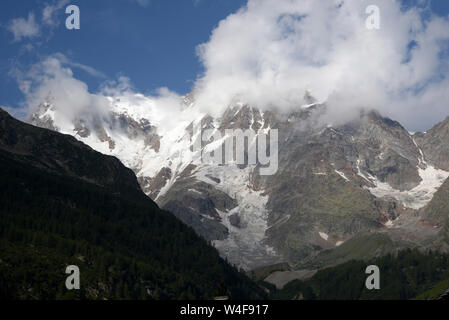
413 277 449 300
270 249 449 300
266 171 389 262
298 233 400 270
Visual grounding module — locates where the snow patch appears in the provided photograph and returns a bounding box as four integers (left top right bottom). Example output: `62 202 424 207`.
188 189 202 195
301 103 317 109
195 165 279 270
366 166 449 209
385 220 394 228
335 170 350 182
319 232 329 241
360 144 449 209
39 103 55 121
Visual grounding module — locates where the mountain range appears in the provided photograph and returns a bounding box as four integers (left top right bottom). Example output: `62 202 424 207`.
28 92 449 273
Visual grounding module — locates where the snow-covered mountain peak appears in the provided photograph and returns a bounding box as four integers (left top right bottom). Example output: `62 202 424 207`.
29 95 449 270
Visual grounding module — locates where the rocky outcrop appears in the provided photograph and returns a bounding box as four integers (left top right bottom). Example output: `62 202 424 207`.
415 117 449 171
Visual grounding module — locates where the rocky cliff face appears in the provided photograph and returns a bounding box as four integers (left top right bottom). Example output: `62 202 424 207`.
28 94 449 270
415 117 449 171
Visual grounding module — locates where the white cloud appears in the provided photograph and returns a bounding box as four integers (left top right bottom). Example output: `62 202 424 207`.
42 0 70 26
52 53 106 78
99 76 134 96
8 13 40 41
193 0 449 131
12 55 110 131
8 1 69 43
11 0 449 132
14 54 185 134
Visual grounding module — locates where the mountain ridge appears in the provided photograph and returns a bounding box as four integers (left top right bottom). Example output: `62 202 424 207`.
27 95 449 270
0 107 265 299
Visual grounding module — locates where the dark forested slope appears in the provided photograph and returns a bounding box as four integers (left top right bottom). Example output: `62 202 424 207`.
0 108 264 300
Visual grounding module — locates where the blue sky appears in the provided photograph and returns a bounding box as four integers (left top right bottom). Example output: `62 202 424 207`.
1 0 449 127
0 0 245 108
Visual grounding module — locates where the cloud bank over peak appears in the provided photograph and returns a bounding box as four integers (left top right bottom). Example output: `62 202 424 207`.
193 0 449 131
14 54 188 135
9 0 449 132
16 55 111 129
